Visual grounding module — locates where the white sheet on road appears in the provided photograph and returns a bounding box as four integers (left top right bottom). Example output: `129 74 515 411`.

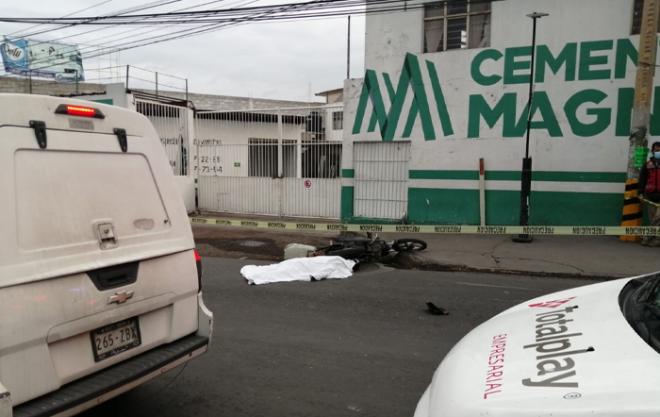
240 256 356 285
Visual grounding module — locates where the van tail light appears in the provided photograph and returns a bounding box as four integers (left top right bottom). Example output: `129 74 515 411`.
194 249 202 292
55 104 105 119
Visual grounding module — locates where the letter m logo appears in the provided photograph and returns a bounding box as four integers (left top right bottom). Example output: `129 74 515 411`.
352 53 454 141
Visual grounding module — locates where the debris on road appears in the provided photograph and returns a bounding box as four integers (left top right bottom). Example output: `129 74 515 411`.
283 243 317 259
426 302 450 316
240 256 356 285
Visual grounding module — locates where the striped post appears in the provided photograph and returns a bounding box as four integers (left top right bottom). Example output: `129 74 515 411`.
620 0 659 242
621 179 642 242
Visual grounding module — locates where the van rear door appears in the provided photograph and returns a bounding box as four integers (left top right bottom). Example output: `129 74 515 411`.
0 95 199 406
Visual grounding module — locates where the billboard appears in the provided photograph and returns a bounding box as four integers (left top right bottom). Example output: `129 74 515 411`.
0 37 84 81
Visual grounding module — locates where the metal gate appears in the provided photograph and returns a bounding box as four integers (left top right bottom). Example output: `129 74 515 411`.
353 141 411 220
195 106 343 219
135 98 189 175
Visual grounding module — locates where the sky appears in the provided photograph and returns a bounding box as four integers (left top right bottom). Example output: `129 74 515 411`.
0 0 366 101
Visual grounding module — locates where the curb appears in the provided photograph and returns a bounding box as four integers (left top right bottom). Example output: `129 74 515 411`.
391 253 618 281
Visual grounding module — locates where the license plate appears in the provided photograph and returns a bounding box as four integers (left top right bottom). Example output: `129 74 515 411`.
90 317 141 362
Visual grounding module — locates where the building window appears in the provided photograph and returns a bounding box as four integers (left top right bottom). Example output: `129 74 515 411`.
248 138 297 177
332 111 343 130
632 0 660 34
248 138 278 177
423 0 491 53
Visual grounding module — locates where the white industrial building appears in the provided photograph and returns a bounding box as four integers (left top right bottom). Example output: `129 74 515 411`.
339 0 653 226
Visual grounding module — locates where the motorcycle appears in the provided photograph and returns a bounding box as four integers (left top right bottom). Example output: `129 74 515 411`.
312 233 427 263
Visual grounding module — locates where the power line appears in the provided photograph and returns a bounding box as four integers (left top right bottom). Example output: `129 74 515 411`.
18 0 258 71
0 0 369 25
21 0 397 74
37 0 234 47
6 0 115 37
12 0 496 75
23 0 307 70
15 0 185 38
11 0 245 70
79 0 246 49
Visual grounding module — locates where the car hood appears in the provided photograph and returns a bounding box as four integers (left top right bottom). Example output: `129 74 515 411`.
415 274 660 417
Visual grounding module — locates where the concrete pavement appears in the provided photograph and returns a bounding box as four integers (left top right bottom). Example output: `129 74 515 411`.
82 257 591 417
193 224 660 279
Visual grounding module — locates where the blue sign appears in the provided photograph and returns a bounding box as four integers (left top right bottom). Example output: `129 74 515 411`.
1 37 84 81
1 38 28 75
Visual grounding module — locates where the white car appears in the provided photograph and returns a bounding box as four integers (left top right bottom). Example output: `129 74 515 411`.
414 273 660 417
0 94 213 417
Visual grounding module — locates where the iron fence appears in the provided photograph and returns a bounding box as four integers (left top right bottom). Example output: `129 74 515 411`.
194 105 344 218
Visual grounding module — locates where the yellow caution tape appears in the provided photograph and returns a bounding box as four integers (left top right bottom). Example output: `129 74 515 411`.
190 217 660 236
640 196 660 208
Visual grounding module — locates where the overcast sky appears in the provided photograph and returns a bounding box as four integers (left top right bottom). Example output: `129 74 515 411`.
0 0 366 101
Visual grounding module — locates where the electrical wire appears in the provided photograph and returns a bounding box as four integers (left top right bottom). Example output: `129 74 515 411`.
34 0 234 48
14 0 247 71
8 0 496 75
27 0 371 64
1 0 372 24
14 0 185 38
6 0 115 37
24 0 304 71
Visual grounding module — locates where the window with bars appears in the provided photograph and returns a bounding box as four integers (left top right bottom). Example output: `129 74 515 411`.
423 0 491 53
332 111 343 130
248 138 297 177
631 0 660 34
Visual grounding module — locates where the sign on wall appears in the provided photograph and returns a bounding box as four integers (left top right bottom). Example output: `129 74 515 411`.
352 38 644 142
1 37 84 81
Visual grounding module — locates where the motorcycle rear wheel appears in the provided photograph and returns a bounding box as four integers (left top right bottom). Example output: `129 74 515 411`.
392 238 427 252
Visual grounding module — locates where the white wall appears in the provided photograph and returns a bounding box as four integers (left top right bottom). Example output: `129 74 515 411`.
365 0 425 74
78 83 129 108
194 117 305 177
323 105 344 141
365 0 635 72
349 0 649 178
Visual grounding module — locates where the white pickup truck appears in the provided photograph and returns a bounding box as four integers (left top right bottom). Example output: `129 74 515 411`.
0 94 213 417
414 272 660 417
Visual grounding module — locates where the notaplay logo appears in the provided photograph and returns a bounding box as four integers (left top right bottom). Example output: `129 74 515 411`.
528 297 576 309
351 53 454 141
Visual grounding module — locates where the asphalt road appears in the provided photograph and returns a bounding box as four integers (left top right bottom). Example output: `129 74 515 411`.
83 257 596 417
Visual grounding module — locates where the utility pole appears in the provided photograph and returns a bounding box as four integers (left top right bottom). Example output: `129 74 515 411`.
513 11 548 243
621 0 660 241
347 15 351 79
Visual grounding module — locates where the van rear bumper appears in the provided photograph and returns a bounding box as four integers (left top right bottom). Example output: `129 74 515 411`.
13 334 209 417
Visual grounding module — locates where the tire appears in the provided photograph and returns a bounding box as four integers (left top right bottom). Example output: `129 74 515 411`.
393 238 427 252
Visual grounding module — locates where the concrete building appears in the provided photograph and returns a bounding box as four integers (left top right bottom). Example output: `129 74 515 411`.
340 0 653 225
316 88 345 142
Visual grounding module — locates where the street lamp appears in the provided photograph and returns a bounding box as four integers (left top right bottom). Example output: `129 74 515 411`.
513 11 549 243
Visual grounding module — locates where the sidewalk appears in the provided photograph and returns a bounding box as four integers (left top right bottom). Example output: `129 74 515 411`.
192 223 660 279
390 234 660 279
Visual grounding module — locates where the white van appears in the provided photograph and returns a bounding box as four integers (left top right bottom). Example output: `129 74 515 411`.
413 272 660 417
0 94 213 417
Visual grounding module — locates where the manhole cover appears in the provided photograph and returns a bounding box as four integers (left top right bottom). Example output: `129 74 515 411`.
239 240 266 247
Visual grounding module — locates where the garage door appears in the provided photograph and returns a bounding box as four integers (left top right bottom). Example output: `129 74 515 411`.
353 141 411 220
